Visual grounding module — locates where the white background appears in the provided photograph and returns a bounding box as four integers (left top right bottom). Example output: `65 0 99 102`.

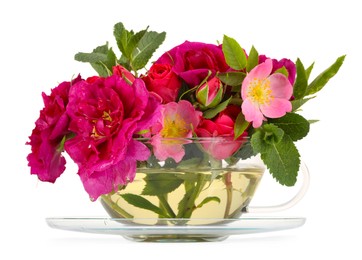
1 0 361 259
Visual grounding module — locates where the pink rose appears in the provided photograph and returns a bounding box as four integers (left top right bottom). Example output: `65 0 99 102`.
156 41 230 87
196 105 247 159
64 75 162 200
26 75 83 182
112 65 135 84
142 63 182 103
259 55 296 85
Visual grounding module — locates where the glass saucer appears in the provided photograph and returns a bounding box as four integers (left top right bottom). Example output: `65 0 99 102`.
46 217 306 242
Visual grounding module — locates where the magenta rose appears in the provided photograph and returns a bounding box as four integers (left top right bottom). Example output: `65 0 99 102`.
26 75 83 183
195 105 247 159
156 41 230 87
64 75 162 200
142 63 182 103
259 55 296 85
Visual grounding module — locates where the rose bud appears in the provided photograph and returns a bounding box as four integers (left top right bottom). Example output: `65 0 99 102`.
112 65 135 84
196 77 223 109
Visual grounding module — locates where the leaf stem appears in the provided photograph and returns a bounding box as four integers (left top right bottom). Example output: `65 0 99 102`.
101 195 134 219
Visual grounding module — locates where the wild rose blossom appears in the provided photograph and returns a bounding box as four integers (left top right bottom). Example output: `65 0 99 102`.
151 100 201 162
259 55 296 85
195 105 247 159
26 75 82 183
155 41 230 87
64 75 162 200
241 59 293 128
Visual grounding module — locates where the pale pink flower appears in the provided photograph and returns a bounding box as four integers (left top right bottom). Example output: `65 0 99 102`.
241 59 293 128
152 100 201 162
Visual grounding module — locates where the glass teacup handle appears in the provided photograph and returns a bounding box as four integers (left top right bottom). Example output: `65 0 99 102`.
246 161 310 213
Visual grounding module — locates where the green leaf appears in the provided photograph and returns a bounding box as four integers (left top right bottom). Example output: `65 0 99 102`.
232 142 256 160
125 28 148 58
203 97 232 119
222 35 247 70
269 113 310 141
74 52 108 63
142 173 184 196
120 193 168 217
293 58 308 99
234 112 249 139
217 71 245 87
306 55 346 95
177 158 203 169
131 31 166 71
260 134 300 186
274 66 289 78
308 119 319 124
305 62 315 80
114 22 129 56
251 124 284 153
75 43 117 77
196 197 221 208
291 96 315 111
246 45 259 72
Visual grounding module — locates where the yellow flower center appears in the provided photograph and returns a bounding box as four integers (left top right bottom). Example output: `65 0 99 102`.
161 114 188 138
247 78 273 105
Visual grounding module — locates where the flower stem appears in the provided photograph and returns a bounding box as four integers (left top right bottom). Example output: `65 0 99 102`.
224 172 233 218
157 194 176 218
176 173 207 218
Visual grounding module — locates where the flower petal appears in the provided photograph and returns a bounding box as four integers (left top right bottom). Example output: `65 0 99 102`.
241 99 265 128
269 73 293 99
260 98 292 118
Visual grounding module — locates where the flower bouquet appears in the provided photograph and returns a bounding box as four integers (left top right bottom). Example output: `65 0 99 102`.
27 22 344 238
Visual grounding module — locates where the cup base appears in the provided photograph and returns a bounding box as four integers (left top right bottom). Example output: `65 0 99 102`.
123 234 228 242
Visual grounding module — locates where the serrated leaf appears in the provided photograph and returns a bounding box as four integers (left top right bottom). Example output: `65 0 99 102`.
217 71 245 87
203 97 232 119
306 55 346 95
246 45 259 72
260 134 300 186
74 52 108 63
291 96 315 111
142 173 183 196
91 63 109 77
124 28 148 58
293 58 308 99
234 112 249 139
269 113 310 141
114 22 128 56
120 193 168 217
196 196 221 208
251 124 284 153
131 31 166 71
232 141 256 160
222 35 247 70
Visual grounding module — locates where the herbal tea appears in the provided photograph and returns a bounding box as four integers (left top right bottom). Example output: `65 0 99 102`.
101 168 264 225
